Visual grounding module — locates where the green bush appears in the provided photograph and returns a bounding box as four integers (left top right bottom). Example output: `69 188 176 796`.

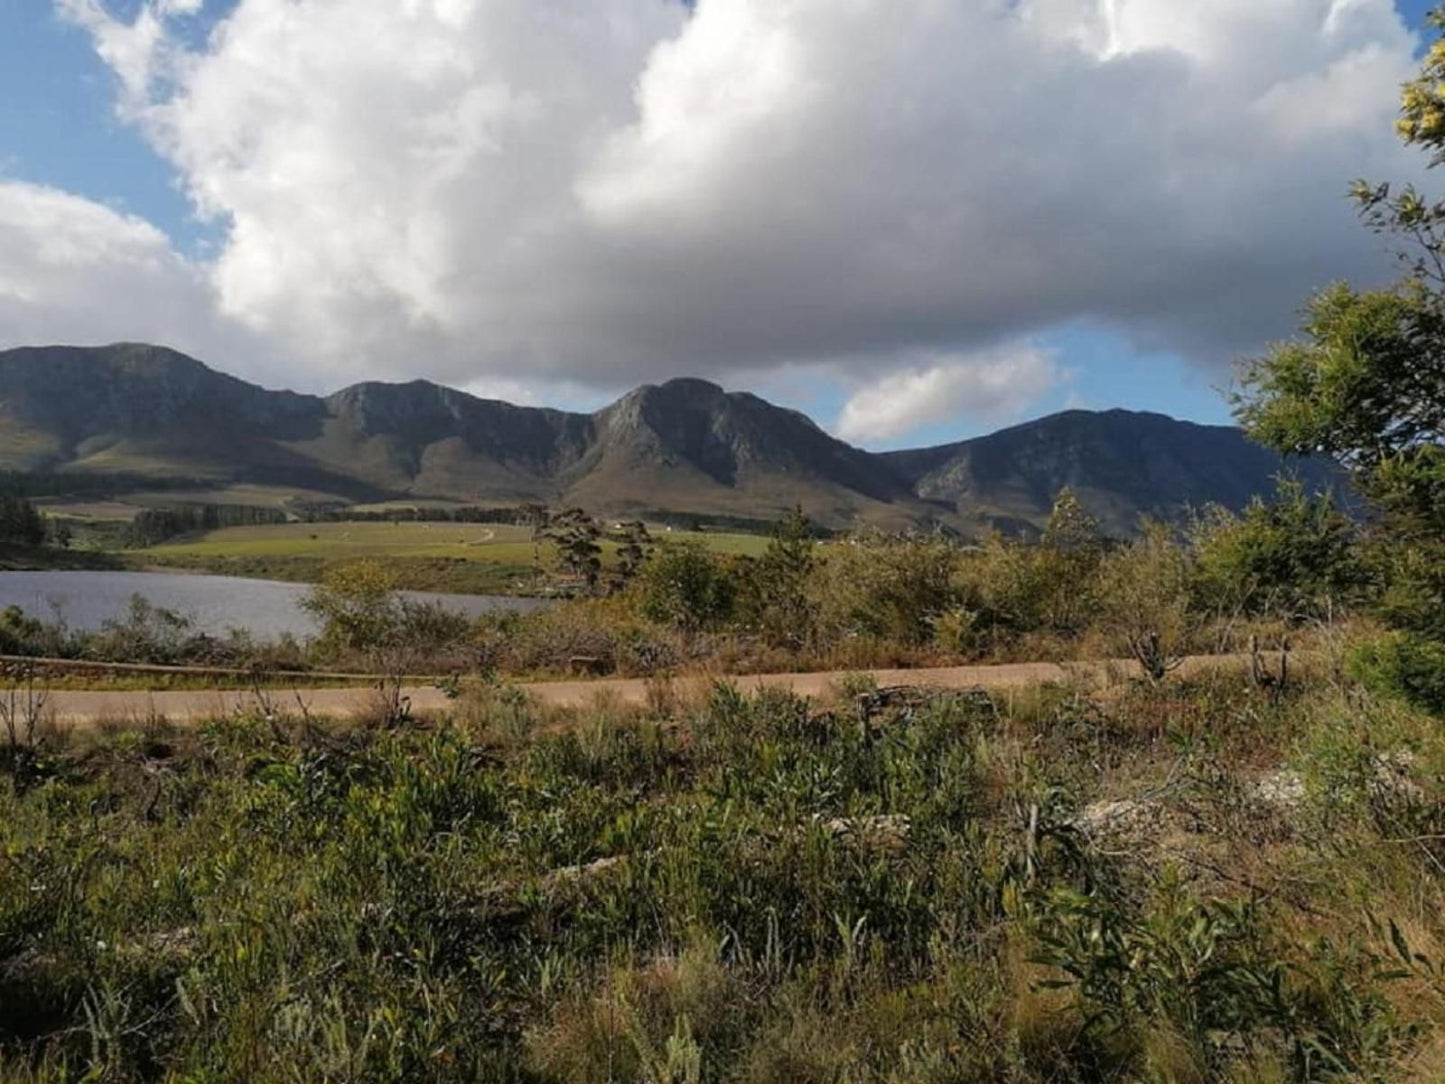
303 561 469 664
638 541 735 637
1375 536 1445 642
812 534 958 646
949 492 1106 644
0 605 51 657
1097 520 1196 681
1348 632 1445 717
734 506 816 648
1192 480 1366 623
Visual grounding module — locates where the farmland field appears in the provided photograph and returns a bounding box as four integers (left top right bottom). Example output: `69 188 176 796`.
145 521 543 562
128 520 771 593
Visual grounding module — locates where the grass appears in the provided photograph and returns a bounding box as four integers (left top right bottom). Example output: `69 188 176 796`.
142 521 769 561
0 671 379 692
124 552 539 595
0 543 123 573
1 672 1443 1080
132 522 545 594
144 521 543 560
130 522 770 593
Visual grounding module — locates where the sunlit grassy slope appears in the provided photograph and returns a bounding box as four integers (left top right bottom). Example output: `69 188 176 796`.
126 520 770 593
142 521 769 563
145 521 542 563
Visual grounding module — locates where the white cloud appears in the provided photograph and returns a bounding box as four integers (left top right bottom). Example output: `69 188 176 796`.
57 0 172 104
0 180 296 386
836 344 1065 445
13 0 1429 438
0 182 197 348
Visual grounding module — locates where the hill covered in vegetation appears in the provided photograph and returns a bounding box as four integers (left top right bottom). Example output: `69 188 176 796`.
0 343 1325 534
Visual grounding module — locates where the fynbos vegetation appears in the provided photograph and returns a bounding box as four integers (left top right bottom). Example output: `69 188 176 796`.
8 10 1445 1084
4 667 1445 1080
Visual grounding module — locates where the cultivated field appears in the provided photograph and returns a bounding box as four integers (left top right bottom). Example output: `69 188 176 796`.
145 521 543 563
109 520 770 594
142 521 760 568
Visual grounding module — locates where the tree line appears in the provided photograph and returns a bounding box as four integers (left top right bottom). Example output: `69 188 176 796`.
121 504 289 548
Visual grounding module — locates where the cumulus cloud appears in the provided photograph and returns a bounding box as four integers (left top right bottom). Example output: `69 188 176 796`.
0 179 303 387
836 344 1065 444
19 0 1432 435
0 182 207 352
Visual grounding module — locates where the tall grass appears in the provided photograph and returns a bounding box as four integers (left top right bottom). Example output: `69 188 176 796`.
2 671 1442 1080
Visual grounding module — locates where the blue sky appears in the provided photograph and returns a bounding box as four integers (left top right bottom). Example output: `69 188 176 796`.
1 1 1440 447
1 4 194 245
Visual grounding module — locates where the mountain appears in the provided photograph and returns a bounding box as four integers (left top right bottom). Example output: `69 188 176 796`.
0 343 1332 532
882 409 1343 536
570 378 923 525
307 380 595 501
0 343 365 493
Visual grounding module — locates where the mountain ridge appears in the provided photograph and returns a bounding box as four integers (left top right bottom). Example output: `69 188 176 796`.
0 343 1332 533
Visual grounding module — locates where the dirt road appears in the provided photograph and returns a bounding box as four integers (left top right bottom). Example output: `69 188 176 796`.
36 654 1270 726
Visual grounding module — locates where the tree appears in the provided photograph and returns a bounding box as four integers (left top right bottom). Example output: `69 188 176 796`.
745 505 817 648
0 495 46 547
953 490 1104 641
1236 13 1445 709
1191 480 1365 624
1235 55 1445 639
610 520 653 590
1098 521 1195 683
639 541 734 639
541 507 603 593
812 533 957 647
303 561 468 724
303 561 404 657
1037 489 1105 634
1236 285 1445 533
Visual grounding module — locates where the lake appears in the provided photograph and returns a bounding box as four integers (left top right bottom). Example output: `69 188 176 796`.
0 570 548 640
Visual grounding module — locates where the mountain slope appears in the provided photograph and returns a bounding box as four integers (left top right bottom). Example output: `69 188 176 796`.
300 380 595 501
0 343 372 493
0 343 1331 531
569 378 927 524
883 409 1340 535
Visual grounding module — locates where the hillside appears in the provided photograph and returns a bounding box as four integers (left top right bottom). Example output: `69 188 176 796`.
883 409 1343 536
0 343 1329 531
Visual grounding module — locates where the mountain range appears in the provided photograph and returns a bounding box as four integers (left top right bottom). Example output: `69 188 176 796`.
0 343 1333 535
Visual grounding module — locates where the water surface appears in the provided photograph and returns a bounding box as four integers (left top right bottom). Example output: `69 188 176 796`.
0 570 547 640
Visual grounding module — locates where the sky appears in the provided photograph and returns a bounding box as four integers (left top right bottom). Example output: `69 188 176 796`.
0 0 1440 450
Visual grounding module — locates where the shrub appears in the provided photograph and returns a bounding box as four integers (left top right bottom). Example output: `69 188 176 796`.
639 542 735 637
950 492 1106 645
1375 536 1445 642
0 676 1435 1080
1097 521 1195 681
734 506 817 648
304 561 470 721
1348 632 1445 718
1192 480 1365 623
812 534 958 647
0 606 50 657
1030 883 1407 1080
87 594 203 665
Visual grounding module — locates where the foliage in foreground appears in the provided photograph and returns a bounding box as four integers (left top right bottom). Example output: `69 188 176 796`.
2 673 1444 1081
0 479 1369 684
1235 7 1445 718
